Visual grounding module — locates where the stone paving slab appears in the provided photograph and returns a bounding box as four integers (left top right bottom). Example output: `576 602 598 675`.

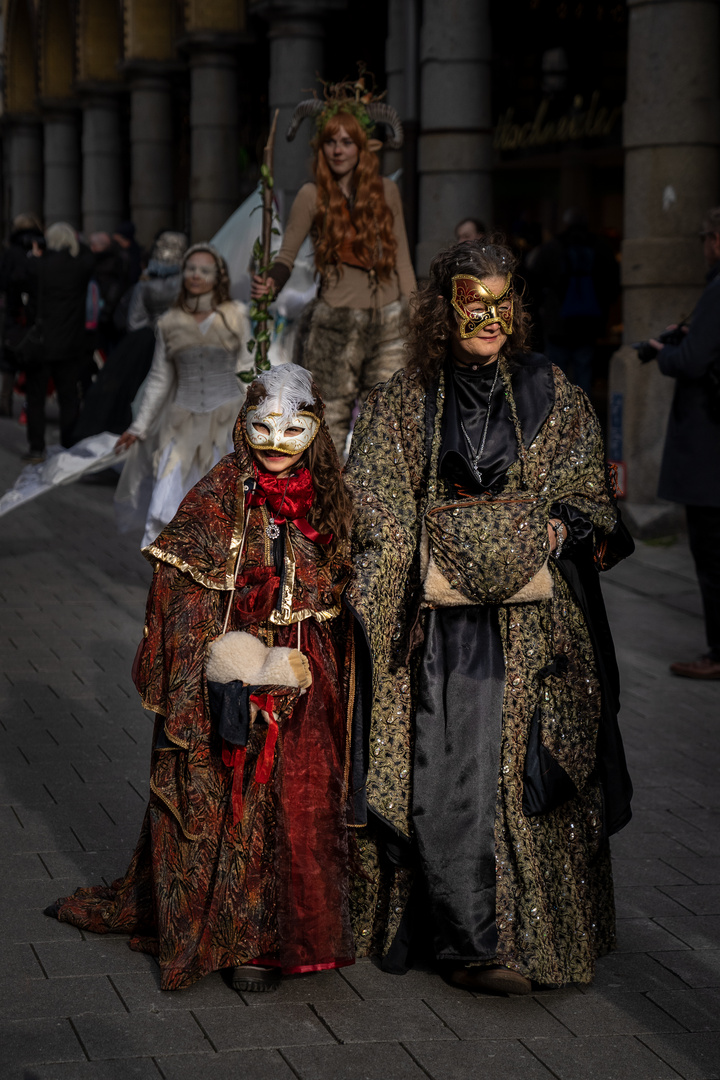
647 988 720 1031
71 1009 213 1059
537 987 684 1035
2 412 720 1079
13 1062 163 1080
156 1050 299 1079
422 993 570 1040
649 949 720 989
311 998 458 1043
280 1043 432 1080
0 973 126 1021
0 1017 86 1074
614 917 690 953
190 1003 337 1051
33 937 160 979
656 917 720 950
403 1039 556 1080
521 1034 682 1079
639 1033 720 1080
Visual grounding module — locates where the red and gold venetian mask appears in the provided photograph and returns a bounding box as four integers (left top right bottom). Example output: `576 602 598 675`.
451 272 514 338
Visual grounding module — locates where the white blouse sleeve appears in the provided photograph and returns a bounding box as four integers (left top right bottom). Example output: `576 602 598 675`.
231 300 255 376
127 332 174 439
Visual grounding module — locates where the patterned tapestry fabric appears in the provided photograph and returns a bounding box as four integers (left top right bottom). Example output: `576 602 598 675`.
51 423 355 990
344 360 630 986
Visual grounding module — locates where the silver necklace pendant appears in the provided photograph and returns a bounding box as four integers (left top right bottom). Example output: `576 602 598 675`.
459 361 500 487
266 521 281 540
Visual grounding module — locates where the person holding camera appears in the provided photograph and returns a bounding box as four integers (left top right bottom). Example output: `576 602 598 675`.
649 207 720 680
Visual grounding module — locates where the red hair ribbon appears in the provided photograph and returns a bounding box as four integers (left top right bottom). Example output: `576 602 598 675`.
251 693 279 784
222 693 279 825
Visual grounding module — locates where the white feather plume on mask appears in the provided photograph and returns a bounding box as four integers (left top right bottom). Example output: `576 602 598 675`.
252 364 317 427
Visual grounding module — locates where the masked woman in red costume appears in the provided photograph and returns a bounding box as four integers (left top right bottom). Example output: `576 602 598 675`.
45 364 356 994
252 75 416 455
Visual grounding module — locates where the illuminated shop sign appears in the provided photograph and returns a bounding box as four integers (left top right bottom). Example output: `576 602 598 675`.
494 92 621 152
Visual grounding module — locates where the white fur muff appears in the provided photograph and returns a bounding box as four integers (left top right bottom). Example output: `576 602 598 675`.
206 631 312 689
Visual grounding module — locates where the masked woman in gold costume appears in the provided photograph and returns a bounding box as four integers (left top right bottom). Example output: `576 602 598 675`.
344 240 634 994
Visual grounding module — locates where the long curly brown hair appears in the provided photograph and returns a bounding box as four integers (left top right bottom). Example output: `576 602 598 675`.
243 379 354 552
406 238 532 387
312 111 397 282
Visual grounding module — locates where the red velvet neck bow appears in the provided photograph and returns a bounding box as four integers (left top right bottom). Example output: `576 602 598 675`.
248 466 332 545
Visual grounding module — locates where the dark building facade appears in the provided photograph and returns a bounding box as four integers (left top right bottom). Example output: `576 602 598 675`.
1 0 718 526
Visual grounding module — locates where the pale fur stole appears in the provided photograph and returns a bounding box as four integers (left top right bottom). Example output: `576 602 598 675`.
206 630 312 689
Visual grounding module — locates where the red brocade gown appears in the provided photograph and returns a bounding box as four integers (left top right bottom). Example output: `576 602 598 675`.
48 449 356 990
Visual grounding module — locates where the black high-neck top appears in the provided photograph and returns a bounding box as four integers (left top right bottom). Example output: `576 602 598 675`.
440 352 555 494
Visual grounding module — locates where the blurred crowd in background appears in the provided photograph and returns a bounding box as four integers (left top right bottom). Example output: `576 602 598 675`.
0 214 186 462
0 204 621 465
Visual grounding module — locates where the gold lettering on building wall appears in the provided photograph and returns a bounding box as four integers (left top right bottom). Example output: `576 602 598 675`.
494 92 621 152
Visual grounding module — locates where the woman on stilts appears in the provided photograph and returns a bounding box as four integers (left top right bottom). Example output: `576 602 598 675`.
252 73 416 455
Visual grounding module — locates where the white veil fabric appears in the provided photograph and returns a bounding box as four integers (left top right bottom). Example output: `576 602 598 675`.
210 185 318 367
0 434 129 518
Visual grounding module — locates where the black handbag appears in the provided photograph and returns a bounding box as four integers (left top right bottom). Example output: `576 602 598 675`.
7 320 45 368
5 266 45 368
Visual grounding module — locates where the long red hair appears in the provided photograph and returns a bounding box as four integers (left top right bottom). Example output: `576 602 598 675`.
312 111 398 282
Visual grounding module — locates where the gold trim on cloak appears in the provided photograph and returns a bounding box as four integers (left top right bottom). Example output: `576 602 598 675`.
149 779 209 841
141 469 254 592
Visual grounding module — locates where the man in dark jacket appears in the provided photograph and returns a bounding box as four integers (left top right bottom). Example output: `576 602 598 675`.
652 208 720 679
529 209 619 396
23 223 95 462
0 215 45 416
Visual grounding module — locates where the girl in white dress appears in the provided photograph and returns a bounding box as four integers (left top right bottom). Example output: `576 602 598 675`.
115 244 252 547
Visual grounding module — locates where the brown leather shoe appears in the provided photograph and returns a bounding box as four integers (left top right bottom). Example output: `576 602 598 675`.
669 655 720 680
449 964 532 996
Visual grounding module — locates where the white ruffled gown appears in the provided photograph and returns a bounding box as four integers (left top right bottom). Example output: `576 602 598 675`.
115 304 251 548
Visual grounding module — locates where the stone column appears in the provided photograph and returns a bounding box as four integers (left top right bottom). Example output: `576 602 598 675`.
6 121 44 225
385 0 407 180
189 47 239 241
130 75 174 246
254 0 348 218
608 0 720 534
266 16 324 216
82 95 125 234
43 111 81 228
385 0 419 255
416 0 492 275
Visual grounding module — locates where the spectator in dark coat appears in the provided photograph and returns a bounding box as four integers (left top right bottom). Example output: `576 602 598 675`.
71 231 187 443
113 221 143 288
23 223 95 462
0 214 45 416
89 231 134 352
529 209 619 396
651 209 720 679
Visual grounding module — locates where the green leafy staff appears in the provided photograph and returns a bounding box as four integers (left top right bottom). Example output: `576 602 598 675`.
243 108 280 383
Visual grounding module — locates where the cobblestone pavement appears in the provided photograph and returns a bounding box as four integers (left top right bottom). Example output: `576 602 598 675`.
1 410 719 1080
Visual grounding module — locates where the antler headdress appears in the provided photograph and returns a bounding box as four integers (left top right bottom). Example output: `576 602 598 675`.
286 68 404 150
